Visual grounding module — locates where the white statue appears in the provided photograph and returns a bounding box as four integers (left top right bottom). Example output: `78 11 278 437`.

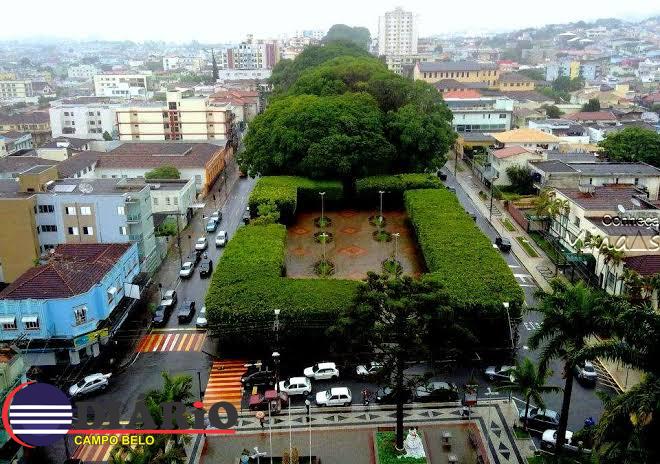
401 428 426 459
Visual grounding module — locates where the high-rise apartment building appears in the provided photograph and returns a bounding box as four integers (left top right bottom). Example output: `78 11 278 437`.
378 7 418 56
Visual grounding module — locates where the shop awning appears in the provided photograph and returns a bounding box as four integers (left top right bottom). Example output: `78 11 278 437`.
21 315 38 324
0 316 16 324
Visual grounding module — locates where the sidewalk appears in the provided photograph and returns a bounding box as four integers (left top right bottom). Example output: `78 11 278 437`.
447 158 553 293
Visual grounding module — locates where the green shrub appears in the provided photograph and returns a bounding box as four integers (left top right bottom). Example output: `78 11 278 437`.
355 173 441 207
376 432 426 464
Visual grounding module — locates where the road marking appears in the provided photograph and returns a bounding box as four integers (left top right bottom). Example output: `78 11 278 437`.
203 360 247 411
523 321 541 331
508 264 521 269
136 331 206 353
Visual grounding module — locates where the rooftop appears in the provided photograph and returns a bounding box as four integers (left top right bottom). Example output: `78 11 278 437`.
418 61 498 72
0 243 132 300
46 177 146 194
492 128 561 144
101 142 224 170
57 151 102 178
442 90 483 99
40 137 91 150
0 130 30 140
499 72 535 82
0 112 50 125
481 89 551 102
565 111 617 121
623 255 660 276
458 132 496 143
491 146 534 159
531 161 660 176
557 185 657 211
0 156 57 175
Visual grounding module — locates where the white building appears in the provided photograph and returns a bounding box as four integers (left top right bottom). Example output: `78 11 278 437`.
443 94 514 133
528 119 590 145
49 97 120 140
68 65 99 80
378 7 418 56
0 80 33 99
93 73 150 99
163 57 180 71
217 69 272 82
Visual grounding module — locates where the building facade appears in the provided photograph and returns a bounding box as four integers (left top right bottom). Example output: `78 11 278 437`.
0 80 33 99
0 131 32 156
68 65 99 80
49 98 119 139
414 61 499 87
378 7 418 56
93 73 150 98
443 93 513 133
0 112 51 145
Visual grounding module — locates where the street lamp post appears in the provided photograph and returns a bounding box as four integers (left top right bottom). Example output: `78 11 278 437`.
392 232 400 263
319 192 326 228
489 177 495 223
305 399 312 464
272 351 280 393
268 401 273 464
320 232 328 262
378 190 385 224
503 302 515 353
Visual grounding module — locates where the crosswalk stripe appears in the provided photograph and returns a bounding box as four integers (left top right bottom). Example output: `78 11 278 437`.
169 333 180 352
136 332 206 352
194 334 205 351
202 359 247 410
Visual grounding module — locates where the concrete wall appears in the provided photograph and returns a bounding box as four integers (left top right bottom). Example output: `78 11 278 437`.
0 196 39 283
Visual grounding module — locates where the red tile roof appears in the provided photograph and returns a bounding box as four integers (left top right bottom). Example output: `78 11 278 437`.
565 111 617 121
491 146 532 159
442 90 482 99
99 143 225 170
623 255 660 276
0 244 132 300
557 185 657 211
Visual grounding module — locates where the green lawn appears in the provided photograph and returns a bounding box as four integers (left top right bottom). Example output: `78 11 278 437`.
376 432 427 464
516 236 540 258
501 217 517 232
528 232 563 263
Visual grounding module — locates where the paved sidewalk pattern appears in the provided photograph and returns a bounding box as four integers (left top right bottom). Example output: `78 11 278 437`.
71 436 121 463
203 360 247 410
135 330 206 353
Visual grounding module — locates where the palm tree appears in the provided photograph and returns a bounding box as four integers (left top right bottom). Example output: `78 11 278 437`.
109 436 186 464
145 372 194 428
498 357 562 430
600 246 625 293
530 279 618 455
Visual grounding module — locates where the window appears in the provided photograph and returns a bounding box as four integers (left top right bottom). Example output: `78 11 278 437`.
119 226 127 235
65 206 76 215
117 206 125 215
80 206 92 215
72 305 88 325
83 226 94 235
107 287 117 303
173 197 178 206
38 205 54 213
574 217 581 227
165 197 171 206
499 114 507 119
0 317 17 331
22 316 39 330
88 111 94 116
41 225 57 232
68 226 79 235
153 197 159 206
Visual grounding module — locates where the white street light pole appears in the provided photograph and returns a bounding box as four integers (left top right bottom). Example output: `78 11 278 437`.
393 232 400 263
305 399 311 464
288 396 292 462
320 232 328 262
319 192 326 228
268 401 273 464
378 190 385 223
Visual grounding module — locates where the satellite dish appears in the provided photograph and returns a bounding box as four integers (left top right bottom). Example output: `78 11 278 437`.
78 183 94 194
631 198 641 208
617 204 626 213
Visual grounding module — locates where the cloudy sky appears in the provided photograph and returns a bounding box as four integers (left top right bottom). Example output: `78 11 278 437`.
1 0 657 42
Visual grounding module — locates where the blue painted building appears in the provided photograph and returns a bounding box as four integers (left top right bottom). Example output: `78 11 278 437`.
0 243 141 366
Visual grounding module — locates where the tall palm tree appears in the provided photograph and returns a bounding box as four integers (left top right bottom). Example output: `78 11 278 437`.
109 436 186 464
498 357 562 430
601 246 625 293
145 372 194 428
530 279 617 455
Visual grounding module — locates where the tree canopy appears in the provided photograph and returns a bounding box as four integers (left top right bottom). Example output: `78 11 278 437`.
582 98 601 112
599 127 660 167
322 24 371 51
145 165 181 180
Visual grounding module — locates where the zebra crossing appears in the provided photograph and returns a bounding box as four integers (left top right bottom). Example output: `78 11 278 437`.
522 321 541 331
71 435 122 463
203 360 247 411
135 330 206 353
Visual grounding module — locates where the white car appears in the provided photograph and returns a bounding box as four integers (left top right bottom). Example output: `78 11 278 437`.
278 377 312 396
485 365 515 382
179 261 194 278
356 361 382 377
195 236 208 251
160 290 177 309
574 361 598 384
68 373 111 398
541 429 591 453
315 387 352 407
304 362 339 380
196 306 207 328
215 231 228 247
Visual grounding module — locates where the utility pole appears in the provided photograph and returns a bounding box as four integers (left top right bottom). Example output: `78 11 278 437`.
175 214 183 268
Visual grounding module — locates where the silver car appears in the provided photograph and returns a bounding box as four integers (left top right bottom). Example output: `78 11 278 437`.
574 361 597 384
68 373 111 398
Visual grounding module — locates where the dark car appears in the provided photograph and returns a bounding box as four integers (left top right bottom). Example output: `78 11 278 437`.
438 172 448 181
519 407 561 432
495 236 512 252
242 212 250 225
241 370 276 389
151 305 171 327
199 259 213 278
414 381 460 403
248 390 288 412
374 386 413 405
188 251 202 266
177 300 196 323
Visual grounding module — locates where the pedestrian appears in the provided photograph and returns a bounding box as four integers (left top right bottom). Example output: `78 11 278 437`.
256 411 266 429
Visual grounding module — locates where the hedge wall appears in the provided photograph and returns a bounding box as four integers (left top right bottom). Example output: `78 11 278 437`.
355 174 441 207
404 189 524 308
248 176 343 223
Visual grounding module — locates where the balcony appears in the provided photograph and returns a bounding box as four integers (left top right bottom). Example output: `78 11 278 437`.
128 233 143 242
126 213 141 223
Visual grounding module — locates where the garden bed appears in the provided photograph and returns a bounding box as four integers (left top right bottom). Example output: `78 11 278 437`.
375 432 427 464
516 236 540 258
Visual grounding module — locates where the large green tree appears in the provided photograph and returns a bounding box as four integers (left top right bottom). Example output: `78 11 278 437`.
599 127 660 167
582 98 601 112
145 165 181 180
322 24 371 50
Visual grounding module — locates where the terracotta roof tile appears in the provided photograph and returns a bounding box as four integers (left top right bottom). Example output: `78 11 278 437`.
99 143 225 170
565 111 617 121
623 255 660 276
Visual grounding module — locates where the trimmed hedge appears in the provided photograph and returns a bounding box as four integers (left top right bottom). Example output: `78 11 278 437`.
404 189 524 308
248 176 343 223
355 174 441 207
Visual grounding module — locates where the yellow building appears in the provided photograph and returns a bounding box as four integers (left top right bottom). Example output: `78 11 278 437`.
569 61 581 79
116 91 234 141
498 72 536 92
414 61 499 88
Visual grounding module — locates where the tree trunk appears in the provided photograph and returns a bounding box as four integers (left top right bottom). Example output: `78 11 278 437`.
523 394 530 431
395 354 405 450
555 362 575 455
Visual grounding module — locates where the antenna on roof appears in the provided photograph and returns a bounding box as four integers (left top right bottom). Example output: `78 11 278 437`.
617 204 626 213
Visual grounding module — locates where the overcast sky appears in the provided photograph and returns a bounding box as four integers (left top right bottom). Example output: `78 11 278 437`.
1 0 658 42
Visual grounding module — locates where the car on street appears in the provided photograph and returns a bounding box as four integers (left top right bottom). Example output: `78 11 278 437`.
374 386 413 405
68 373 111 398
315 387 352 407
151 304 171 327
248 390 289 412
519 407 561 431
215 231 228 247
199 259 213 278
541 429 591 453
188 250 202 266
179 261 194 279
355 361 383 378
242 211 250 225
484 365 515 381
414 381 460 403
495 236 512 252
574 361 598 385
160 290 177 309
206 218 219 232
278 377 312 396
195 236 208 251
177 300 196 323
241 369 276 389
210 210 223 222
304 362 339 380
196 306 207 328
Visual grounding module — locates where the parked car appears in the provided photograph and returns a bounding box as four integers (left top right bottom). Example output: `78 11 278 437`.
177 300 196 323
68 373 111 398
242 211 250 225
179 261 194 279
188 250 202 266
438 172 448 181
196 306 207 329
519 407 561 431
304 362 339 380
160 290 177 309
249 390 289 412
199 259 213 278
355 361 383 377
278 377 312 396
484 365 515 381
315 387 352 407
215 231 228 247
195 236 208 251
241 370 276 389
374 386 413 405
495 236 512 252
541 429 591 453
152 304 171 327
206 218 219 232
414 382 459 403
210 210 223 222
574 361 598 385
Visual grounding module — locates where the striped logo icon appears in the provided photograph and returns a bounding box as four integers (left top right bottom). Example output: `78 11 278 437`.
2 382 72 447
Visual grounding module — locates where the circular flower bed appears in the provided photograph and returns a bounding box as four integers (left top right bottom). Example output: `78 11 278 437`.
372 230 392 242
368 215 387 227
314 259 335 277
314 231 334 244
314 216 332 228
382 258 403 275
